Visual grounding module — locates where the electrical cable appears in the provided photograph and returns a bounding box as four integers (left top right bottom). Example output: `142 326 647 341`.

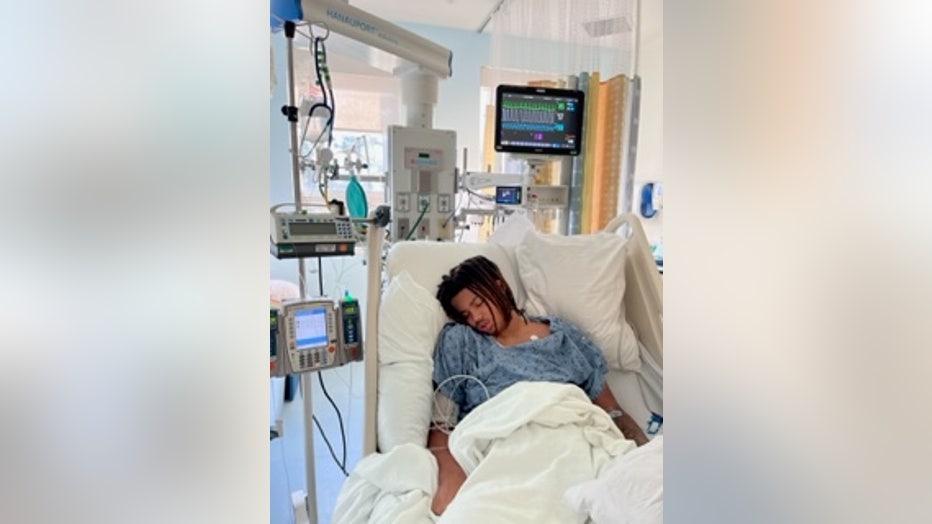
430 374 490 435
317 258 324 297
273 16 332 156
465 187 495 202
300 36 335 161
318 373 348 474
311 414 349 477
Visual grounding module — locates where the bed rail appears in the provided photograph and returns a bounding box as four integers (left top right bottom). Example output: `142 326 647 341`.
602 214 663 367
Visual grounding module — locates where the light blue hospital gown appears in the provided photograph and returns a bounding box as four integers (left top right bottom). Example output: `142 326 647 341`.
433 316 608 422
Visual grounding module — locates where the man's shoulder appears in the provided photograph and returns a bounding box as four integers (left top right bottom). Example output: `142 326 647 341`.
438 321 479 344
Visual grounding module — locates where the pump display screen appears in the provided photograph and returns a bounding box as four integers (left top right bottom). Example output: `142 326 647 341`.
294 307 329 349
289 222 337 236
494 85 585 156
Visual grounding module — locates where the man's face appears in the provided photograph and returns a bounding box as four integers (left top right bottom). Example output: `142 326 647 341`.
450 287 504 336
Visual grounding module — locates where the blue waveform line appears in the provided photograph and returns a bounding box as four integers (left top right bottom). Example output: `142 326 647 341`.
501 122 565 132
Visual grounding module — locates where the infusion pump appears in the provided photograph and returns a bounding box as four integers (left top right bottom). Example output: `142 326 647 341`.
270 296 363 376
270 209 356 259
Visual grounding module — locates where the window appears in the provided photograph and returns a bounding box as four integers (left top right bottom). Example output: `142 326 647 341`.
297 72 398 211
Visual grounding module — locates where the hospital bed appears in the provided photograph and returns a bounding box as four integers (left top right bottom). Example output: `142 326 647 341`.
334 213 663 523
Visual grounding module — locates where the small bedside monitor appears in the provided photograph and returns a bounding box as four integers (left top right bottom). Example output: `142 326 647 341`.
495 186 522 205
494 84 585 157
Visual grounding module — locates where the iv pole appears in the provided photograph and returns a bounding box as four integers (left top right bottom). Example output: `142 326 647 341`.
280 20 320 524
274 1 451 519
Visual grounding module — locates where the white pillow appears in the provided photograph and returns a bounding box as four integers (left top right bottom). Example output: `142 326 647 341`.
385 241 527 311
516 230 640 372
377 271 447 450
377 361 434 450
378 271 447 365
564 436 663 524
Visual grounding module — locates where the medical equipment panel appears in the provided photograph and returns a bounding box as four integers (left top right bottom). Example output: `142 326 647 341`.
386 126 456 241
526 185 569 208
494 85 585 157
270 210 356 259
339 294 362 363
274 298 364 375
282 300 340 374
270 308 284 377
495 186 522 205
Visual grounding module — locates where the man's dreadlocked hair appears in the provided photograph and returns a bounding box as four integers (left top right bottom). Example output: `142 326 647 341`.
436 255 522 326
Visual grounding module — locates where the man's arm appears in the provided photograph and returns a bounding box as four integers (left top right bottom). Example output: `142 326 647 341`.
593 386 649 446
428 428 466 515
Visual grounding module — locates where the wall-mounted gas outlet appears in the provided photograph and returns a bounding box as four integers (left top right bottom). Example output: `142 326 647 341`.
437 218 452 240
437 194 451 213
417 195 431 211
396 193 410 212
397 217 410 240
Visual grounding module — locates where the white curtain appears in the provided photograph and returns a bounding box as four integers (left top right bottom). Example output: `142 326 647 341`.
487 0 637 80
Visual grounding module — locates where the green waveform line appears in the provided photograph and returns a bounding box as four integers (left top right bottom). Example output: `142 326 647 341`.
500 101 557 111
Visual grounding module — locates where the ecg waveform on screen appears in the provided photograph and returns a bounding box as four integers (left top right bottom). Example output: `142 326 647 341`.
501 107 556 125
497 90 580 153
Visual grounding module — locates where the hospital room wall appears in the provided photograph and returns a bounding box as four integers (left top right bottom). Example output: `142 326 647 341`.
633 0 664 245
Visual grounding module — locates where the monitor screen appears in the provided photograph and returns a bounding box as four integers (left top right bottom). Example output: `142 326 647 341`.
494 85 585 156
294 307 329 350
495 186 522 205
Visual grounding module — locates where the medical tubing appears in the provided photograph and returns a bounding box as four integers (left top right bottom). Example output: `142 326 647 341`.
405 202 429 240
430 374 490 435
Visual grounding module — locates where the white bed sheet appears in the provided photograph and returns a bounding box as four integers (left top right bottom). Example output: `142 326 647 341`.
334 382 636 524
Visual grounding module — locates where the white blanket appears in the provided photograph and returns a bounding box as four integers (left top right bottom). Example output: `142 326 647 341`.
334 382 636 523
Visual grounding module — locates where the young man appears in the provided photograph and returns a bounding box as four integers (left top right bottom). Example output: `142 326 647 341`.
428 255 647 515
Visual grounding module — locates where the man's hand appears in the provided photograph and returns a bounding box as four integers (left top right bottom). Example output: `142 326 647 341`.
615 413 649 446
431 448 467 515
592 387 650 446
428 428 467 515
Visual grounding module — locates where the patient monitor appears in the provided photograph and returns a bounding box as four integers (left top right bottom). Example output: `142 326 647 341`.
457 84 582 217
494 84 585 157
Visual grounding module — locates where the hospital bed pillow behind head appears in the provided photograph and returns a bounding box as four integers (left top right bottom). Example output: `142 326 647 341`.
516 230 641 372
385 241 527 311
378 271 447 365
377 271 447 450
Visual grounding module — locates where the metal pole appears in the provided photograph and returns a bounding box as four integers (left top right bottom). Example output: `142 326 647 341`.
620 76 641 215
363 218 384 455
284 21 317 524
